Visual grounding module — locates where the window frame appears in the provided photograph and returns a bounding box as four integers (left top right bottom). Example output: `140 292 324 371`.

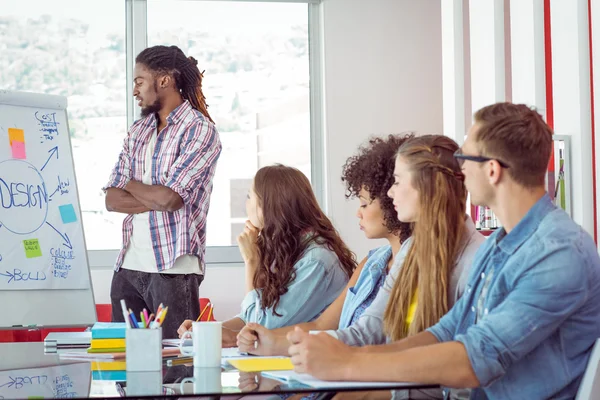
88 0 325 268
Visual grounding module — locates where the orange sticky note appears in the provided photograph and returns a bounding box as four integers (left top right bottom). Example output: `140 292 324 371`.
11 141 26 159
8 128 24 146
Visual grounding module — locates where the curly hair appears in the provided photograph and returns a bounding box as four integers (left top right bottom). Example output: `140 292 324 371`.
341 134 414 243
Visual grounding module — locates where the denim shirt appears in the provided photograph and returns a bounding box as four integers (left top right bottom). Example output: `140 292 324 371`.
428 195 600 399
338 245 393 329
238 241 349 329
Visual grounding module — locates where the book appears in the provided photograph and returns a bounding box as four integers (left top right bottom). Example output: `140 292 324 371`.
91 322 127 339
92 370 126 381
59 347 181 361
90 338 126 349
87 347 126 353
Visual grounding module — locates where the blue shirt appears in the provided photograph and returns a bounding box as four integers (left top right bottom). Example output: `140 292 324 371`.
428 195 600 399
238 241 349 329
339 245 392 329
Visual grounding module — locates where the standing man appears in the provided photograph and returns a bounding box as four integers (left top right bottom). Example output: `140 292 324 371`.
286 103 600 399
103 45 221 338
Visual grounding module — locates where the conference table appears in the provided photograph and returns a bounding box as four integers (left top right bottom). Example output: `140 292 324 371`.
0 343 438 399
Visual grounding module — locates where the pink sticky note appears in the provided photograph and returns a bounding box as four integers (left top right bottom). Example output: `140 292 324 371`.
11 141 26 159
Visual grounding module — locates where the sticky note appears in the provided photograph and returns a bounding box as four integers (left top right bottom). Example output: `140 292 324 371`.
23 239 42 258
59 204 77 224
227 358 294 372
8 128 24 146
11 140 26 159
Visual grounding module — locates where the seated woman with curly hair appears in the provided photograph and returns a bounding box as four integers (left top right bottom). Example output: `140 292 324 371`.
178 164 356 346
236 134 414 356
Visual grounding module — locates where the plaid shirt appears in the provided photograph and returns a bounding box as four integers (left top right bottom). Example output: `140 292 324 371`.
103 100 221 272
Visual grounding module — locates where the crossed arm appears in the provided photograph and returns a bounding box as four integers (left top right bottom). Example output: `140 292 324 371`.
105 182 183 214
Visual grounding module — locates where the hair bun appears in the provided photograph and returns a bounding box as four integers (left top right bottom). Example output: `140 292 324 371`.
188 56 198 66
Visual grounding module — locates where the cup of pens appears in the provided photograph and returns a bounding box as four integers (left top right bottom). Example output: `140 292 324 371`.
123 300 168 372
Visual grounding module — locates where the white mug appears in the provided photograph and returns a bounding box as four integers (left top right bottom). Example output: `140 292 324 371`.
179 367 222 395
179 321 222 367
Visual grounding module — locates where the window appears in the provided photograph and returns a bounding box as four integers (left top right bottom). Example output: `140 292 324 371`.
1 0 127 250
2 0 318 257
147 1 311 246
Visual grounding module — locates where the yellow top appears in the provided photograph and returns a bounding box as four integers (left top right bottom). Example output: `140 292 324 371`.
406 289 418 326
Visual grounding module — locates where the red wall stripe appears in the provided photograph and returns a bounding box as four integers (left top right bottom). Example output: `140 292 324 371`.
588 0 598 243
544 0 554 129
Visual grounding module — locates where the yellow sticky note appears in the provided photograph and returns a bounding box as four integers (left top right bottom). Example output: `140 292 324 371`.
228 357 294 372
8 128 24 146
23 239 42 258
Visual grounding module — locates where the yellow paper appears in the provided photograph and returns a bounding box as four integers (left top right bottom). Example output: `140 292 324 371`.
228 357 294 372
8 128 24 146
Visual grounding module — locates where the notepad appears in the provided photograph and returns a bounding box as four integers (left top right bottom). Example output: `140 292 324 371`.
227 357 294 372
261 371 423 389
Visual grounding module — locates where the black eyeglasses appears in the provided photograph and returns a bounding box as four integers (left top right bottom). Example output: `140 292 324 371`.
453 149 510 168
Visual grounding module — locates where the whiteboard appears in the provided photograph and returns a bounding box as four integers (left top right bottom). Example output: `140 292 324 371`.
0 91 96 327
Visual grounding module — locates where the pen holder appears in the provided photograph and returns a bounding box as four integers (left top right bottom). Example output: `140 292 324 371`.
126 328 162 372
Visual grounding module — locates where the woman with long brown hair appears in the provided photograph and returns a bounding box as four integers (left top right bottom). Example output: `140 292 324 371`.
178 164 356 346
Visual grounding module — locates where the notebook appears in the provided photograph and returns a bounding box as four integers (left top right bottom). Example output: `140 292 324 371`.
262 371 423 389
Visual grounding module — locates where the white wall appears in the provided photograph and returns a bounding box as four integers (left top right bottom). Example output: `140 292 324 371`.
90 0 444 320
322 0 443 258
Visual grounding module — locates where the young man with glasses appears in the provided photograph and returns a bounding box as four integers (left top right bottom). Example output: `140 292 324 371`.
286 102 600 399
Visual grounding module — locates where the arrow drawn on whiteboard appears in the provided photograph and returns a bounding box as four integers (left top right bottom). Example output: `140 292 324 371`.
40 146 59 171
49 186 60 199
45 221 72 249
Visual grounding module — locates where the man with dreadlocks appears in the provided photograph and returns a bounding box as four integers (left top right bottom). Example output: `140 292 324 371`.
103 45 221 338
